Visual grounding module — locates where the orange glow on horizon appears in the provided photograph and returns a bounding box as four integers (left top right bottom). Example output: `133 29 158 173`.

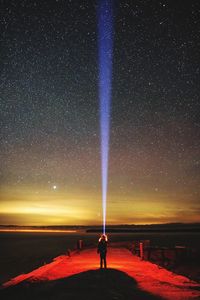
0 184 199 226
0 229 77 233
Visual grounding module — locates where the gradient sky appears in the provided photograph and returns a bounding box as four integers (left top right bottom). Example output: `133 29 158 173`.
0 0 200 226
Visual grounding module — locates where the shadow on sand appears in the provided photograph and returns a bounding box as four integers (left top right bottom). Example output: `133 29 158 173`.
1 269 163 300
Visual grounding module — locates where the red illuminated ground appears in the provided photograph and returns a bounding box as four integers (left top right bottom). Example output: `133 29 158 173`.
2 247 200 299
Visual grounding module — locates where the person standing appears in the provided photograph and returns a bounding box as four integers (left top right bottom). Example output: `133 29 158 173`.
97 234 108 269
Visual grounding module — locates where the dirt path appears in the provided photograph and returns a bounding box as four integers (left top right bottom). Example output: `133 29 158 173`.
3 247 200 299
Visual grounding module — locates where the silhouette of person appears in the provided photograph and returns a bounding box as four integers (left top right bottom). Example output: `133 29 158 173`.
97 234 108 269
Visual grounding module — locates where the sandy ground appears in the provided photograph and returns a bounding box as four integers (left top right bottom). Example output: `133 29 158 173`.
1 247 200 300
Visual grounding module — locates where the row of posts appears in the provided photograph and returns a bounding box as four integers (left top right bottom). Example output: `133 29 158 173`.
72 240 186 266
76 239 145 259
76 239 144 260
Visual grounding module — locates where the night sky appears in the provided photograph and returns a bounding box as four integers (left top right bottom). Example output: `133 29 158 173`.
0 0 200 226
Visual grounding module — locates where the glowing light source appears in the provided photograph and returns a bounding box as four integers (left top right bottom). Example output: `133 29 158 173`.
97 0 114 235
98 234 108 242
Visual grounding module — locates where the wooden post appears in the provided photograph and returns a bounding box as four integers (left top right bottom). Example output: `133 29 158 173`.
78 239 83 250
140 242 144 260
132 242 136 254
77 239 83 250
66 249 71 257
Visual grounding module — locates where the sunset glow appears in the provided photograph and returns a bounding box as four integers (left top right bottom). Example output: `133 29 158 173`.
0 182 199 225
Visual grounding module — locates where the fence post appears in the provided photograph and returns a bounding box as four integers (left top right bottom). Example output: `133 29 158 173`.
140 242 144 260
77 239 83 250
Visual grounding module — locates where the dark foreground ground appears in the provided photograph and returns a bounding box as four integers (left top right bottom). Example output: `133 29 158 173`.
1 269 163 300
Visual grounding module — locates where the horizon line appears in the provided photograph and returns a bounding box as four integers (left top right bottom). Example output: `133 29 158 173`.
0 222 200 227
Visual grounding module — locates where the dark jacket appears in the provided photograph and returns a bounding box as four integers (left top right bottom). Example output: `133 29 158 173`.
98 240 107 254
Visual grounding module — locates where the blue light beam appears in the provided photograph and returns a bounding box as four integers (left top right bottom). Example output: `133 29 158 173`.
98 0 114 235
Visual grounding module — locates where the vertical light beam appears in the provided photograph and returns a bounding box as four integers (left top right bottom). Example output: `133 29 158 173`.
98 0 114 234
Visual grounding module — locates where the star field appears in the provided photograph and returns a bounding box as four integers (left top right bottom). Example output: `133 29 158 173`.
0 0 200 225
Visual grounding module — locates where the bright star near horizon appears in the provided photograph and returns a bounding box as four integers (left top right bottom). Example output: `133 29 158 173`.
53 185 57 190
